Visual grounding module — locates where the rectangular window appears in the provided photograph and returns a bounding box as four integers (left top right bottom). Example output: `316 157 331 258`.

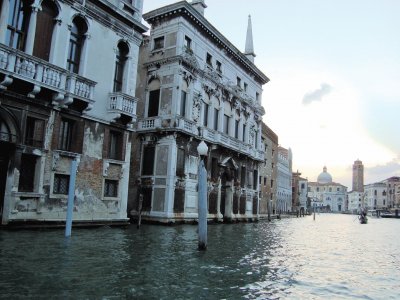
6 0 27 50
242 124 246 142
253 170 258 190
240 166 246 188
184 36 191 50
67 30 82 73
153 36 164 50
148 90 160 117
216 61 222 73
264 177 267 186
270 179 274 188
235 120 239 139
104 179 119 197
53 174 70 195
256 92 260 103
176 148 185 177
223 114 229 135
25 117 45 148
213 108 219 131
58 119 74 151
203 103 209 127
244 82 248 92
113 55 124 92
236 77 241 88
180 91 187 117
142 146 155 175
206 53 212 66
18 154 36 192
109 130 123 160
211 157 219 179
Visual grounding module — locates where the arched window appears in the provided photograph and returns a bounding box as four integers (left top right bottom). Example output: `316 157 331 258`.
113 41 129 92
180 80 188 117
147 78 160 117
33 0 58 61
202 94 210 127
234 110 240 139
212 97 220 131
6 0 30 50
223 100 231 135
67 16 87 73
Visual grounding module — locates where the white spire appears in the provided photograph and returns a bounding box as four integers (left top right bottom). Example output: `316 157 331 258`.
244 15 256 63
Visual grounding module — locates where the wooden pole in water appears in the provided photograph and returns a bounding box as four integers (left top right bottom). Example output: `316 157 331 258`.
198 157 207 250
137 194 143 229
65 159 78 237
313 205 316 221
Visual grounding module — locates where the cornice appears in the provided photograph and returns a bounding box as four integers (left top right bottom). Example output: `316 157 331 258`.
143 1 269 85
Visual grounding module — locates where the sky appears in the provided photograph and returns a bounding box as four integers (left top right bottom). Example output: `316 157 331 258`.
142 0 400 188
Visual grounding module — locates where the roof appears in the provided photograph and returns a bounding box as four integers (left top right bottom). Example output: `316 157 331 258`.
143 1 270 85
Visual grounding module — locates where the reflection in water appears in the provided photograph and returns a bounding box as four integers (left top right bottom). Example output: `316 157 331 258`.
0 214 399 299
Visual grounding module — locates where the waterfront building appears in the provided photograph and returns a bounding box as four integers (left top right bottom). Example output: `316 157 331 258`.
395 181 400 208
292 171 308 214
307 166 347 212
128 0 269 223
380 176 400 208
0 0 146 225
364 182 387 210
352 159 364 193
277 146 292 213
260 122 278 217
347 191 363 213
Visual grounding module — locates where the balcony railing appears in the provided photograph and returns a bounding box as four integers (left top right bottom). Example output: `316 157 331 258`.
0 44 96 104
108 92 138 119
136 115 264 161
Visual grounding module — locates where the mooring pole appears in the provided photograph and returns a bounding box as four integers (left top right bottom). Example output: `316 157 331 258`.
198 157 207 250
197 140 208 251
65 159 78 237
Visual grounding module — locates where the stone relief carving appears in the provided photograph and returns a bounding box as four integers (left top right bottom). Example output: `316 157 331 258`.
192 93 202 123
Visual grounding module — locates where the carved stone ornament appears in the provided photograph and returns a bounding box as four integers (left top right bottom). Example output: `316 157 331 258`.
192 93 201 123
52 152 60 171
180 70 194 85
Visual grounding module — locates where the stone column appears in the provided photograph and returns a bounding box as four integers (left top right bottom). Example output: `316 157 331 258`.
79 33 91 76
25 4 40 55
224 181 233 221
48 18 62 65
0 0 10 44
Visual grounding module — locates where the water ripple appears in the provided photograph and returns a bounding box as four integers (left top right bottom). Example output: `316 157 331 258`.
1 214 400 299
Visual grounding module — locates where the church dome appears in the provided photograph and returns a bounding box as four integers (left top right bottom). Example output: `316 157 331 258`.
317 166 333 184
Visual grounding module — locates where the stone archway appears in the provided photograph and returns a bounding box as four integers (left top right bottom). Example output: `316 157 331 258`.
0 107 20 222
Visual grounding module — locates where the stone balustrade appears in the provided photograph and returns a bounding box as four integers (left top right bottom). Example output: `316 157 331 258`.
0 44 96 104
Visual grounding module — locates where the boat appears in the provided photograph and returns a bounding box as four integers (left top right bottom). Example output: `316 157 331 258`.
381 209 400 219
359 208 368 224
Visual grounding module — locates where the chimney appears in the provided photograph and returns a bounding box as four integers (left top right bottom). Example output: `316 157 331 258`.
191 0 207 16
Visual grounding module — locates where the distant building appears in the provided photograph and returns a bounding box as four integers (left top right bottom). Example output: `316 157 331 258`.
352 159 364 193
347 191 363 213
292 171 307 214
260 122 278 217
128 0 269 223
277 146 292 213
364 182 387 210
308 166 347 212
0 0 146 225
380 176 400 208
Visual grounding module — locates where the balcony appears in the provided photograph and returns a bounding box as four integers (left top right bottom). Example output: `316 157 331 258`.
108 92 138 121
136 115 264 161
0 44 96 108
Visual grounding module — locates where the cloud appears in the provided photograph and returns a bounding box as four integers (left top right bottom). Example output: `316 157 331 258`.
365 156 400 183
302 83 332 105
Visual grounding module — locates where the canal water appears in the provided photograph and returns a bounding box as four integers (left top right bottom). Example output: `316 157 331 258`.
1 214 399 299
